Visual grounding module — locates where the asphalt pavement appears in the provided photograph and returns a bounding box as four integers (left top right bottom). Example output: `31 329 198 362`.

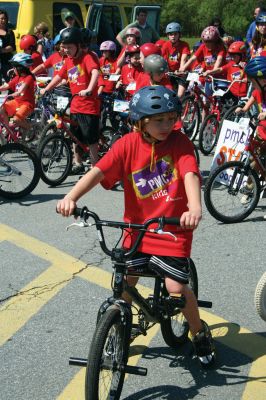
0 150 265 400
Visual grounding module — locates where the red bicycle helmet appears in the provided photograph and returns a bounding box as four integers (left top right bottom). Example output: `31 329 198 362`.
125 27 141 38
20 35 37 50
228 41 246 55
140 43 161 57
125 44 140 55
201 26 220 41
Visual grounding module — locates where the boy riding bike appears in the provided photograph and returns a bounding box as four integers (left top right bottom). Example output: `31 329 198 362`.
57 85 216 368
0 53 35 133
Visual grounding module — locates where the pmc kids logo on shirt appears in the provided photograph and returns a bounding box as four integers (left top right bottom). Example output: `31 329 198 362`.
67 65 84 83
130 156 178 199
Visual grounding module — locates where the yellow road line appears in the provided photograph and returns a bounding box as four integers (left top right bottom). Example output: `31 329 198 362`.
1 223 266 399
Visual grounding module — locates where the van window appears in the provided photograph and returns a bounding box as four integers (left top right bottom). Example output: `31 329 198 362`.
53 3 84 36
0 2 19 29
87 4 122 45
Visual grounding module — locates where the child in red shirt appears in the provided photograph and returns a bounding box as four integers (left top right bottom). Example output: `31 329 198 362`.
0 53 35 132
117 45 143 99
19 34 45 76
203 41 248 99
41 27 100 174
98 40 118 95
117 27 141 68
136 54 173 91
57 85 216 368
250 12 266 58
161 22 190 96
32 34 66 77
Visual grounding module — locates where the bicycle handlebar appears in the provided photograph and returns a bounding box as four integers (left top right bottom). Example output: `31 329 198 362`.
71 206 180 259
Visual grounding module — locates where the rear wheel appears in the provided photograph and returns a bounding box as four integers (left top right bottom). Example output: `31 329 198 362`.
37 133 72 186
85 306 131 400
198 114 219 155
204 161 261 223
181 95 201 141
160 259 198 348
216 105 252 139
0 142 40 199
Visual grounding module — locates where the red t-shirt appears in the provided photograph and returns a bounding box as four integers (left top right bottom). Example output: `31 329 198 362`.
31 51 45 75
194 43 226 73
135 72 173 91
250 44 266 58
44 52 66 76
120 63 143 97
221 61 247 97
58 52 100 115
252 89 266 140
96 131 200 257
98 56 117 93
8 75 35 107
161 40 190 71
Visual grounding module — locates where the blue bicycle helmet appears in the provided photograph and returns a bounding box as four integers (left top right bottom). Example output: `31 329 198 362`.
129 86 182 121
165 22 181 34
256 12 266 24
245 56 266 78
53 34 61 46
10 53 33 68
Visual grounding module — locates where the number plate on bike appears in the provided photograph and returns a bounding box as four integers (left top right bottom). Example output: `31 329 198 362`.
186 72 200 82
113 100 129 112
56 96 69 110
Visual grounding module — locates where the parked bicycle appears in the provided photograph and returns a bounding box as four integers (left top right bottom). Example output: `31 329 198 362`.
204 118 266 223
65 206 212 400
254 271 266 322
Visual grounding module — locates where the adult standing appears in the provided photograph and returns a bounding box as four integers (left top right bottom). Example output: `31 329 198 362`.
116 8 159 47
0 8 16 82
246 4 266 45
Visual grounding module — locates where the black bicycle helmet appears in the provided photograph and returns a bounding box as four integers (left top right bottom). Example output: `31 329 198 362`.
80 28 92 46
129 86 182 121
256 12 266 24
60 27 82 44
245 56 266 78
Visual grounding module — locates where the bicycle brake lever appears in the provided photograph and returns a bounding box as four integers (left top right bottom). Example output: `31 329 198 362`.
66 220 90 230
149 229 177 241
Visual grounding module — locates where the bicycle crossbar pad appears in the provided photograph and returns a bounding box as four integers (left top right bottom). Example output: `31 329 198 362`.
197 300 212 308
69 357 87 367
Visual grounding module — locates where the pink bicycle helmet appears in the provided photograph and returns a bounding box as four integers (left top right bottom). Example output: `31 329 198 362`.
100 40 116 52
125 27 141 38
201 26 220 41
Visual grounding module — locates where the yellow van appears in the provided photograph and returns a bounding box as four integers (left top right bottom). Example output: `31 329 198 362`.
1 0 161 48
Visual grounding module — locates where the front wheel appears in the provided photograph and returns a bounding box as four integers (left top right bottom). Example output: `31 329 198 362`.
181 95 201 141
198 114 219 155
85 306 131 400
254 272 266 322
160 259 198 348
37 133 72 186
0 142 40 199
204 161 261 223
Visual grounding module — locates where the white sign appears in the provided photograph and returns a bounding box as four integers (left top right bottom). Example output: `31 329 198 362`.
113 100 129 113
126 81 136 91
108 74 120 81
56 96 69 110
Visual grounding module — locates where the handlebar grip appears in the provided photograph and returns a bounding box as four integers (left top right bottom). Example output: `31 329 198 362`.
73 207 84 217
164 217 180 225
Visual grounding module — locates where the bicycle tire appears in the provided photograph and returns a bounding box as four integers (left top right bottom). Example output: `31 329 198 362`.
254 272 266 322
37 121 61 145
37 133 72 186
193 143 200 166
181 95 201 141
0 142 40 199
160 259 198 348
85 306 131 400
204 161 261 223
198 113 219 155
